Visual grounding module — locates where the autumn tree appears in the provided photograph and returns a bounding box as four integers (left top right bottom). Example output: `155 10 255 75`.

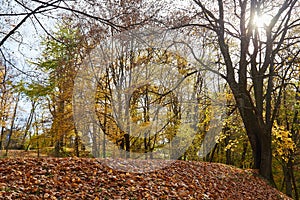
77 0 164 158
93 48 184 158
0 61 11 152
36 17 101 156
0 60 22 155
168 0 300 183
272 61 299 198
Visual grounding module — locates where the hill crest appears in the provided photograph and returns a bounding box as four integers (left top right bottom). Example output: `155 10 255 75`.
0 157 291 199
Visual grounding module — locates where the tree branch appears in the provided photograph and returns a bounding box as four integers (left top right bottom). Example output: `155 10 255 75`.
0 0 61 47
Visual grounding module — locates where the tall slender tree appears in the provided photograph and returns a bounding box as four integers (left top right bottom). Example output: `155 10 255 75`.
37 17 99 156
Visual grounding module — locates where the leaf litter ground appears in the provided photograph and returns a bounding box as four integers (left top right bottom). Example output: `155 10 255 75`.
0 157 291 199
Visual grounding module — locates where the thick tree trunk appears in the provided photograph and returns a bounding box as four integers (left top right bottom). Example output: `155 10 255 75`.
260 130 274 185
230 86 274 183
242 110 273 183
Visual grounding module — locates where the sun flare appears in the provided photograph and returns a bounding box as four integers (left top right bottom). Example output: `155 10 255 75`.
253 13 273 28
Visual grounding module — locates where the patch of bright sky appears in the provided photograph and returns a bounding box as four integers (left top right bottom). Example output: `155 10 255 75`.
1 0 60 75
253 13 273 28
0 0 63 123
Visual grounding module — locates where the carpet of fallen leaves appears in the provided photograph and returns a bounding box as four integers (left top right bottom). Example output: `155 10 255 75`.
0 157 291 200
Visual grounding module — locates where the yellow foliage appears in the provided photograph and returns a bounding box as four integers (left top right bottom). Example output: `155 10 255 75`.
272 122 295 163
224 138 239 152
0 70 4 83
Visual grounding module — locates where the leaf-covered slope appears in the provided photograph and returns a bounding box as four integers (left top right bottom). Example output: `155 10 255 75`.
0 158 291 200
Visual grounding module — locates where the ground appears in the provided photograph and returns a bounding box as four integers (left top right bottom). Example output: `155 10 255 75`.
0 150 292 199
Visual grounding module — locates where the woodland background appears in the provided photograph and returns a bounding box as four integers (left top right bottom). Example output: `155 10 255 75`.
0 0 299 199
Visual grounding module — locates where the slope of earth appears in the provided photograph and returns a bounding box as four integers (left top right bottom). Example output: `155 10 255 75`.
0 157 291 200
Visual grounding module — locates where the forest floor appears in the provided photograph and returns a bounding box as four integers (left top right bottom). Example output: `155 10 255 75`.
0 150 292 200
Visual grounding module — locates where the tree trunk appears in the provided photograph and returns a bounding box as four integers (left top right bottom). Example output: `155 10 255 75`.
21 101 36 150
209 143 218 162
291 163 299 200
224 130 232 165
5 93 20 156
242 110 273 183
102 94 108 159
225 149 232 165
54 135 64 157
124 94 131 158
102 129 106 158
74 128 80 157
260 130 274 185
284 160 293 197
54 98 65 157
91 123 100 158
240 142 248 168
0 126 4 151
34 116 40 158
144 132 148 159
231 86 274 183
124 133 130 158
